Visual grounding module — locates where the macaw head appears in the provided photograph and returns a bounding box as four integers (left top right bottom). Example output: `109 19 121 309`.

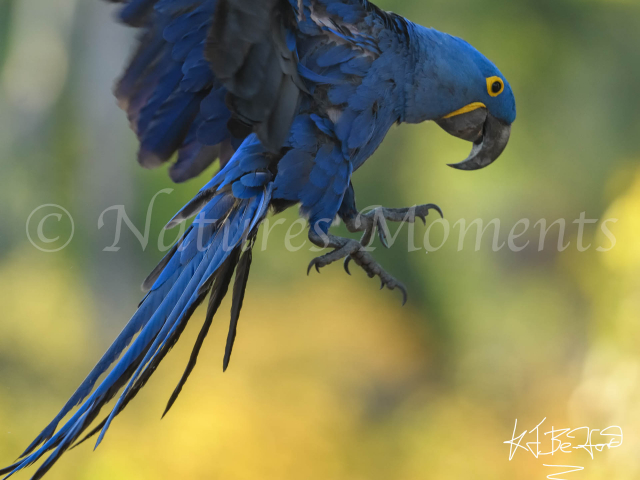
408 29 516 170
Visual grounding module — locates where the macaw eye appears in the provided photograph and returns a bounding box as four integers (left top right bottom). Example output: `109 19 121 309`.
486 76 504 97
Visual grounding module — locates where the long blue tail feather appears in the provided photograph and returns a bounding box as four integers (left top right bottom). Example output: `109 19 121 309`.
2 142 274 479
163 246 241 416
71 240 242 450
93 199 259 448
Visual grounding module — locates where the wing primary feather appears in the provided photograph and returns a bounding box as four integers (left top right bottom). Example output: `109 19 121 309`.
207 0 301 152
260 74 300 151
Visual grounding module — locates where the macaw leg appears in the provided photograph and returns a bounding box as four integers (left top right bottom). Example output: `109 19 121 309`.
344 204 443 248
307 231 408 304
338 183 443 249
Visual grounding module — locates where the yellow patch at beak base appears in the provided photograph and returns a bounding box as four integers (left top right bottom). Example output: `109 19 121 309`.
443 102 486 119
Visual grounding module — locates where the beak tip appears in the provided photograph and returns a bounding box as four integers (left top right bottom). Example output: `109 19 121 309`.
446 116 511 172
447 161 482 172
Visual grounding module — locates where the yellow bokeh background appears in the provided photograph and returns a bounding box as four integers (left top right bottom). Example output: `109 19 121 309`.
1 0 640 479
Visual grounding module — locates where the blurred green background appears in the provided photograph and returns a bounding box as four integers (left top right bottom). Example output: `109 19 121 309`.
1 0 640 478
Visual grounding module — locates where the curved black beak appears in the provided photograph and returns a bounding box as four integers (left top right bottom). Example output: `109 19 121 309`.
435 107 511 171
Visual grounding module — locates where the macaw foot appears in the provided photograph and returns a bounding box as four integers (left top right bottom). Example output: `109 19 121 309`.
345 203 443 248
307 232 408 305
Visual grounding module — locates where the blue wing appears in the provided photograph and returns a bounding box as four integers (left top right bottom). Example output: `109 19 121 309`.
112 0 245 182
113 0 409 187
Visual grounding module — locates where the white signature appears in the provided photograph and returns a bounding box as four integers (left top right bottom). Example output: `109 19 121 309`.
504 418 623 479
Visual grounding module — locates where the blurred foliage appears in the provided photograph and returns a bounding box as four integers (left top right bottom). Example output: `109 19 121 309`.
1 0 640 478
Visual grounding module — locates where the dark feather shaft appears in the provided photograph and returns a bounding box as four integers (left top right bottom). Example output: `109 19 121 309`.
223 236 255 371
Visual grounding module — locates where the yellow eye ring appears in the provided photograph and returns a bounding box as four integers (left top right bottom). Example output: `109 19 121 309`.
486 76 504 97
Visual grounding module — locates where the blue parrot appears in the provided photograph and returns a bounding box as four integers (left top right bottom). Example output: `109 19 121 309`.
1 0 515 478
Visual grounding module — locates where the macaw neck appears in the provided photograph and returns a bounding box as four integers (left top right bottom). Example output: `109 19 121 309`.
402 24 474 125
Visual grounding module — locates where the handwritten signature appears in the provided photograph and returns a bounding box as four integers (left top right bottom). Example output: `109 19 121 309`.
504 418 623 479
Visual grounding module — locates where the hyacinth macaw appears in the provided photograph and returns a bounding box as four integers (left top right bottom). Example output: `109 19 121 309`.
2 0 515 477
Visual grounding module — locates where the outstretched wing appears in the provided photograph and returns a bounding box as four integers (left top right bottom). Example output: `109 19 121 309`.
110 0 308 181
111 0 409 183
111 0 243 182
205 0 307 152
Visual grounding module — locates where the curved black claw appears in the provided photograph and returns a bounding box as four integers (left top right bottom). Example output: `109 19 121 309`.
382 277 408 305
307 259 321 275
306 236 361 277
348 250 409 305
386 278 407 305
343 256 352 275
396 282 408 306
362 203 444 240
307 232 408 304
377 219 390 249
413 203 443 224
